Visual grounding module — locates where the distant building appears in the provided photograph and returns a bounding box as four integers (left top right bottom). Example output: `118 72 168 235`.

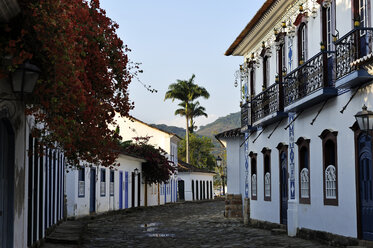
177 160 215 201
215 128 245 196
116 116 181 205
66 153 145 218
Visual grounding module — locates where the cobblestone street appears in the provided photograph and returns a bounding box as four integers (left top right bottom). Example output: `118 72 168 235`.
76 200 330 248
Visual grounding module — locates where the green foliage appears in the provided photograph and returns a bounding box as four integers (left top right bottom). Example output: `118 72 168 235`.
197 112 240 137
150 124 185 138
178 133 216 170
175 101 208 133
120 137 175 184
164 74 210 163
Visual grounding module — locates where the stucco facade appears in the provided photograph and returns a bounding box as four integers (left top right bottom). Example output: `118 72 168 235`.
177 161 215 201
225 0 373 241
66 154 145 218
116 116 180 205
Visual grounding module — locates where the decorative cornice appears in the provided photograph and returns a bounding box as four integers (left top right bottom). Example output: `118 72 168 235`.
225 0 308 58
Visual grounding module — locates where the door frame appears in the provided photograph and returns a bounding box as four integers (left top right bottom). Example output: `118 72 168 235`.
352 122 373 239
125 172 128 208
277 143 288 225
119 171 123 209
90 168 96 213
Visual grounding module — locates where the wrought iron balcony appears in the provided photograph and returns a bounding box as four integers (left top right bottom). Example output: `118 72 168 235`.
284 51 337 112
251 82 286 126
241 101 250 127
335 27 373 88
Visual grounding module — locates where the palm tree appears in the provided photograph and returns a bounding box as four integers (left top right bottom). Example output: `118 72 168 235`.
164 74 209 163
175 101 208 133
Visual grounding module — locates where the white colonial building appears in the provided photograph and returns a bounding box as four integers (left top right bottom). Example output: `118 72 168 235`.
116 116 181 205
225 0 373 243
0 2 66 248
215 128 245 196
66 153 145 218
177 160 215 201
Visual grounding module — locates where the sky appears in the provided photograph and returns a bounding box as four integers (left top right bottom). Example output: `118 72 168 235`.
100 0 266 129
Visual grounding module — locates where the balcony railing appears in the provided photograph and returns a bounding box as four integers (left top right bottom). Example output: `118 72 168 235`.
284 51 332 107
241 102 250 128
252 82 281 123
335 27 373 80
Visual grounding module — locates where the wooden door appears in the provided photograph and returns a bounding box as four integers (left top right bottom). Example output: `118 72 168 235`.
178 180 185 201
358 133 373 241
0 119 14 248
89 168 96 213
119 171 123 209
280 151 288 225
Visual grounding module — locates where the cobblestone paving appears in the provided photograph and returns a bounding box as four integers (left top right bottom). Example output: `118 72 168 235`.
81 200 331 248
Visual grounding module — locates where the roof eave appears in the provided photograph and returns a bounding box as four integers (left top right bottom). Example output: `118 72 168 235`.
224 0 278 56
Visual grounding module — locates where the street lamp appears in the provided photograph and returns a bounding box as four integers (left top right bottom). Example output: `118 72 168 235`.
216 156 222 167
355 105 373 132
216 156 225 196
134 168 139 175
10 62 40 97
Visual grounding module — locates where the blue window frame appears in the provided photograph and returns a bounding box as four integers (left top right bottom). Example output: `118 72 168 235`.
78 168 85 197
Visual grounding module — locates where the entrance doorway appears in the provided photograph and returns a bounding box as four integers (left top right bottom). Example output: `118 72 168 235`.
358 133 373 241
178 180 185 200
90 168 96 213
280 151 288 225
0 119 14 248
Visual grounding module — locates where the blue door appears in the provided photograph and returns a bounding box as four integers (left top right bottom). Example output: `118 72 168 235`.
125 172 128 208
170 180 173 202
164 183 166 203
359 133 373 241
119 171 123 209
280 151 288 225
90 168 96 213
0 119 14 248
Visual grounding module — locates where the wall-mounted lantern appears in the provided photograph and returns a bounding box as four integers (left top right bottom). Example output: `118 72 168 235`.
355 105 373 132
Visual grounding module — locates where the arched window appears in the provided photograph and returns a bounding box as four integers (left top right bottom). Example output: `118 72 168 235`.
249 152 257 200
298 23 307 64
300 168 309 198
320 129 338 205
297 137 310 204
262 148 271 201
325 165 336 198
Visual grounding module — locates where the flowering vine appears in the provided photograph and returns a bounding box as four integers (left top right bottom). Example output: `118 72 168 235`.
122 137 175 184
0 0 137 166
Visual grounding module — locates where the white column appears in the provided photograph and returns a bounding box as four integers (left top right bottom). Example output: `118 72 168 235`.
288 112 298 236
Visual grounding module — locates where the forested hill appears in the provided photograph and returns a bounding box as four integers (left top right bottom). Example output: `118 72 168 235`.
151 111 240 140
149 124 186 138
196 112 240 138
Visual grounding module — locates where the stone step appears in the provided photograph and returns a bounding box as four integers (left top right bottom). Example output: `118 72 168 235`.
45 221 84 245
359 240 373 248
271 228 287 235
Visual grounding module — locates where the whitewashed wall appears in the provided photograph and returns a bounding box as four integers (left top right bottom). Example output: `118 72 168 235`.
66 154 144 218
230 0 373 239
178 172 215 201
